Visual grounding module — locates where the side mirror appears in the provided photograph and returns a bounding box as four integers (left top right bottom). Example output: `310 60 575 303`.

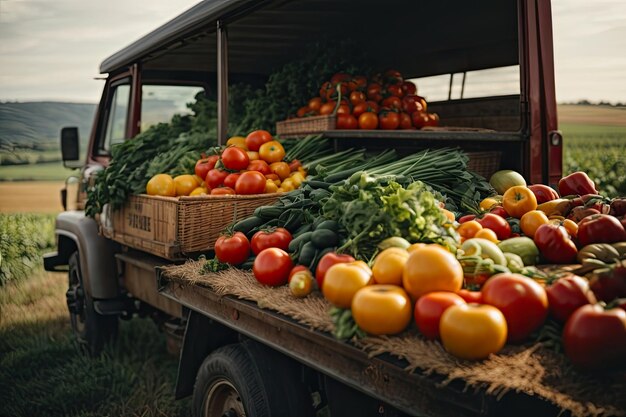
61 127 81 168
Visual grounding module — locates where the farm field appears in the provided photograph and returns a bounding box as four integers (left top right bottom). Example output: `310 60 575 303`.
0 161 76 181
0 181 65 213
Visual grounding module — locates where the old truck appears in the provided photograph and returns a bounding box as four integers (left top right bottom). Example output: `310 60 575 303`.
44 0 567 416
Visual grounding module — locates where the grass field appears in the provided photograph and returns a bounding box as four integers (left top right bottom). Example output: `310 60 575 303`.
0 212 188 416
0 181 65 213
0 161 77 181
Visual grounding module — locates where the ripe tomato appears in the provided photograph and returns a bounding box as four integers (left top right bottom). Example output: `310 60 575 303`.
235 171 266 195
319 81 334 100
336 113 358 130
489 206 509 219
352 285 412 335
424 113 439 127
411 111 429 129
440 304 508 360
205 169 229 189
195 155 220 180
482 273 548 343
288 265 311 283
245 130 273 152
414 291 466 340
378 110 400 130
296 106 309 117
246 151 260 161
457 220 483 240
223 173 240 189
502 186 538 218
251 227 292 255
382 96 402 109
366 83 383 102
520 210 549 238
476 213 511 240
352 102 369 118
358 112 379 130
289 270 314 298
474 228 499 243
336 103 351 115
322 261 372 309
269 161 290 180
319 101 336 115
211 187 235 195
258 140 285 164
372 247 409 286
247 159 271 175
402 245 463 300
398 112 413 129
546 275 597 323
349 91 366 105
386 84 404 98
401 81 417 96
173 174 199 196
457 289 483 304
533 223 577 264
563 304 626 370
215 232 250 265
315 252 355 289
578 214 626 246
308 97 323 112
146 174 176 197
402 95 425 114
253 248 293 287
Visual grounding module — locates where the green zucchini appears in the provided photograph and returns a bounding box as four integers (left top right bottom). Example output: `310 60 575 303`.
311 229 339 249
315 220 339 232
253 206 284 220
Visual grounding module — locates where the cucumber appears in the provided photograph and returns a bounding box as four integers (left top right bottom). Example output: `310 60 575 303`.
298 241 317 266
232 216 264 235
293 224 312 237
289 231 313 252
310 229 338 249
254 206 284 220
310 246 336 273
315 220 339 231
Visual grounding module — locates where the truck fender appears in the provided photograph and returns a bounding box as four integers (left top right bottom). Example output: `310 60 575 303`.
50 211 119 299
175 310 238 399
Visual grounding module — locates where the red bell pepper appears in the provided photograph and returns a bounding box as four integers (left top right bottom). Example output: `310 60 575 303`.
534 223 578 264
558 172 597 197
577 214 626 246
528 184 560 204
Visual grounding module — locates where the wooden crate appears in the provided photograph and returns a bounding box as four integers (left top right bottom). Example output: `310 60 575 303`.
103 193 279 260
276 114 336 138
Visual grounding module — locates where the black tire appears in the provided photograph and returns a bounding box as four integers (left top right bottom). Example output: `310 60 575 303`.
192 341 315 417
67 252 118 356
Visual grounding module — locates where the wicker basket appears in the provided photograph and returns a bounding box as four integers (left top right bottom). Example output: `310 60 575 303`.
466 151 502 179
276 115 336 138
102 193 279 260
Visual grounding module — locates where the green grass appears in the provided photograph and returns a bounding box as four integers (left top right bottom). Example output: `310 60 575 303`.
0 161 77 181
0 212 189 416
561 124 626 197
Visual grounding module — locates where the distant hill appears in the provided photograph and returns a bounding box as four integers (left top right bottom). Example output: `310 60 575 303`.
557 104 626 127
0 101 96 148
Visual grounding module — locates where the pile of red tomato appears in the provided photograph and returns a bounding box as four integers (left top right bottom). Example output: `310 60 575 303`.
193 130 307 195
293 70 440 130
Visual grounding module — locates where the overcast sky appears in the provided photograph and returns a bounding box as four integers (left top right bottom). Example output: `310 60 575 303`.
0 0 625 104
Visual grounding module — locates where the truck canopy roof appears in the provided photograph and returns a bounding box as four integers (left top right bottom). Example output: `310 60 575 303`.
100 0 518 79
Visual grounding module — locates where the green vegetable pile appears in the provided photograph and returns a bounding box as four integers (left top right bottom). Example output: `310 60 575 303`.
323 173 459 260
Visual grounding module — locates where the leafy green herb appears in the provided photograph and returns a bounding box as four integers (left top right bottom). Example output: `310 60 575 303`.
200 257 230 274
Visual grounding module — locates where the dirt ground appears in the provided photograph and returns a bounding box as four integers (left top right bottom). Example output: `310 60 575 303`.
0 181 65 213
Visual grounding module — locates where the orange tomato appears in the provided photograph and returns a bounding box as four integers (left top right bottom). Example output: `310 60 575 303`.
146 174 176 197
407 243 427 253
226 136 248 150
440 304 508 360
402 245 463 300
319 101 336 115
351 285 412 335
441 208 455 223
265 180 279 193
358 112 379 130
562 219 579 238
189 186 208 196
457 220 483 240
322 262 372 309
479 197 499 211
502 185 538 218
520 210 550 238
246 151 260 161
308 97 323 112
173 174 199 196
259 140 286 164
265 173 281 186
474 228 499 243
372 248 409 286
269 161 291 180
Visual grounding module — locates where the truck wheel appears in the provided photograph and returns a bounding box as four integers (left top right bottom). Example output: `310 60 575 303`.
66 252 118 356
192 341 314 417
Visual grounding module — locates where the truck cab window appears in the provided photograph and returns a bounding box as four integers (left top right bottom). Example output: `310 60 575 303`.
140 85 204 132
102 83 130 152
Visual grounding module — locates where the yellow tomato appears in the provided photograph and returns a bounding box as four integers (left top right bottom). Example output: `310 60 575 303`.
289 172 306 187
189 186 208 196
474 228 499 243
281 178 296 190
246 151 260 161
502 185 538 218
479 197 499 211
439 304 508 360
407 243 427 253
440 208 455 223
402 245 463 300
322 262 372 309
173 174 199 196
265 180 279 194
289 270 314 298
520 210 550 238
259 140 286 164
562 219 578 238
226 136 248 150
372 248 409 286
351 285 412 335
270 161 291 180
146 174 176 197
298 166 307 176
457 220 483 240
